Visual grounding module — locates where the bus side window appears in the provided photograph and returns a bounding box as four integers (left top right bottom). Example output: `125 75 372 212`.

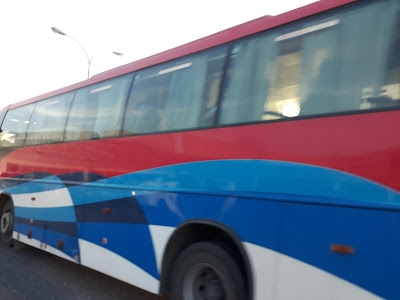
299 1 400 115
272 19 339 118
0 104 35 147
380 10 400 107
219 34 277 125
65 74 132 142
25 92 74 145
123 70 170 135
219 0 400 125
198 47 228 127
123 47 227 134
264 38 302 120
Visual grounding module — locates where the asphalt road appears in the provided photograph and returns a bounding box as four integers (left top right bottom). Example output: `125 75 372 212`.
0 242 167 300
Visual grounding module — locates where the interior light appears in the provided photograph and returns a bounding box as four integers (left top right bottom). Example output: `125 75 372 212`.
275 19 339 42
158 62 192 75
45 100 60 106
91 85 112 94
282 102 300 117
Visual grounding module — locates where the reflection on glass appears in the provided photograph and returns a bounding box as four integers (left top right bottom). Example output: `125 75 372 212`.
264 39 301 120
122 47 227 135
0 104 34 147
65 74 132 141
26 93 74 145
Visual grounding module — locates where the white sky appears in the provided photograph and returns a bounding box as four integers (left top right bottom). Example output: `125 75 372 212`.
0 0 316 109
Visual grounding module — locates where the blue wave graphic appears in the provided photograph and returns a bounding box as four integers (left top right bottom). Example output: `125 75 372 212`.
5 159 400 298
87 160 400 209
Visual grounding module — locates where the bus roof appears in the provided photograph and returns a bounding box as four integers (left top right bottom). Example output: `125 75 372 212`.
9 0 356 110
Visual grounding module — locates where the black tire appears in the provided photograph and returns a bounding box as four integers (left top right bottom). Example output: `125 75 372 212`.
0 200 14 247
169 241 246 300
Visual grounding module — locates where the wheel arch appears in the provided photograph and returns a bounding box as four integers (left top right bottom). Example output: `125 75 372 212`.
0 191 13 210
159 218 253 300
0 191 15 246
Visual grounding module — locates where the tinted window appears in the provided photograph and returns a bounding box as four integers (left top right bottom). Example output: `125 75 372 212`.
65 74 133 141
26 92 74 145
219 34 277 124
122 47 227 135
0 104 34 147
219 0 400 125
381 10 400 108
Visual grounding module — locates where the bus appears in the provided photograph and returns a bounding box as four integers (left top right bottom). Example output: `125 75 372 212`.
1 0 399 299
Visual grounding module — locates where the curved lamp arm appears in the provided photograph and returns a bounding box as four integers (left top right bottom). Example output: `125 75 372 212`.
51 27 124 79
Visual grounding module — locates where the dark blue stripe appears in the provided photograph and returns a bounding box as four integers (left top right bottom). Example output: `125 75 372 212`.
15 217 78 237
58 172 107 186
74 197 147 224
0 172 53 188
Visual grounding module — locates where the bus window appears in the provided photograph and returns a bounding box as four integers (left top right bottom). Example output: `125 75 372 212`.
25 92 74 145
379 11 400 108
275 17 339 117
65 74 133 142
219 34 277 125
198 48 228 127
0 104 34 147
219 0 400 125
264 38 302 120
123 67 170 135
298 1 399 116
123 47 228 134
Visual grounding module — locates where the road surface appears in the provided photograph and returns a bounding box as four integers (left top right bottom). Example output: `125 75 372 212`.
0 242 167 300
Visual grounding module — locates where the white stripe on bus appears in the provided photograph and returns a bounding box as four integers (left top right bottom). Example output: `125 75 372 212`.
148 225 175 275
78 239 159 294
12 188 73 208
243 242 383 300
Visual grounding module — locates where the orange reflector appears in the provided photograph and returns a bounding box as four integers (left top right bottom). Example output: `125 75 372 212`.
102 238 108 244
330 244 355 254
103 208 111 214
31 197 36 201
58 240 64 250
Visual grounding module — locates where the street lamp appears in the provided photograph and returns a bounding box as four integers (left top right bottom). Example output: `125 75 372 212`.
51 27 124 79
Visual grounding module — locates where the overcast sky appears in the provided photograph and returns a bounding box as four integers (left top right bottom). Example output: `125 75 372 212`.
0 0 316 108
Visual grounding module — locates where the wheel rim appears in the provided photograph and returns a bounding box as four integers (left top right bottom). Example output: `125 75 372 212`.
1 211 13 235
183 264 225 300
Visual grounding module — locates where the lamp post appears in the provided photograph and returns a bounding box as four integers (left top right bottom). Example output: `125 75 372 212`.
51 27 124 79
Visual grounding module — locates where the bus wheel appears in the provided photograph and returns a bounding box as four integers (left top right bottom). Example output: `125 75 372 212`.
0 200 14 247
169 241 246 300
